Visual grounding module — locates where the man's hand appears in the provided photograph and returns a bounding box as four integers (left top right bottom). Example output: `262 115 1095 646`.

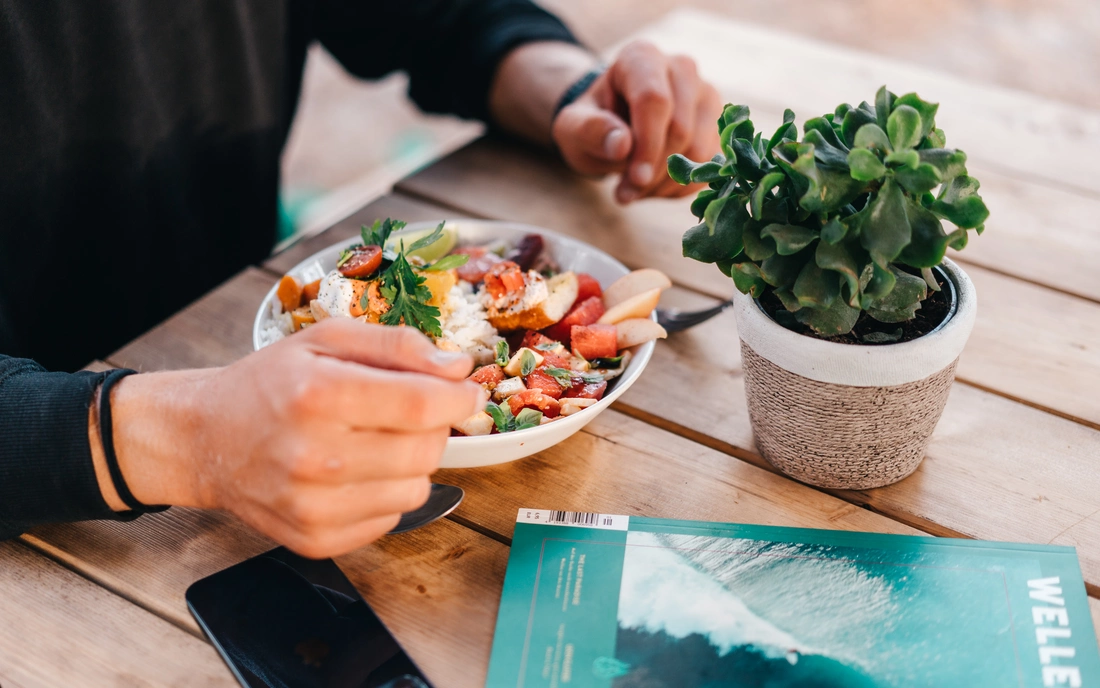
101 320 485 559
490 40 722 205
554 41 722 204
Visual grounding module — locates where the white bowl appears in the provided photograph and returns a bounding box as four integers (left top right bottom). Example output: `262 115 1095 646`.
254 220 656 468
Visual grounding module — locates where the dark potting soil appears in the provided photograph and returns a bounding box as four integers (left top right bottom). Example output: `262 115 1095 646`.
758 271 953 346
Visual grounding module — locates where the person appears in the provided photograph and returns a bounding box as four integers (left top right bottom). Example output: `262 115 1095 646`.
0 1 721 557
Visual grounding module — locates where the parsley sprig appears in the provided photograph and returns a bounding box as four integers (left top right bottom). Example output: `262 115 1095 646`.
350 219 469 338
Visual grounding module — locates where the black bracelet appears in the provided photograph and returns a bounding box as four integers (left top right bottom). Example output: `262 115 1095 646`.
553 65 606 122
97 369 169 514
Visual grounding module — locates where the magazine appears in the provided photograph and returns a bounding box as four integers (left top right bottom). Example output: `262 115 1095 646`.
485 509 1099 687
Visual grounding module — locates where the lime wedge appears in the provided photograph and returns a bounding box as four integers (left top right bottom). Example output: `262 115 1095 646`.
386 224 458 263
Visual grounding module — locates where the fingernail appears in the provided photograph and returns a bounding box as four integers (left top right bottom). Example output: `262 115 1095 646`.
631 162 654 186
616 185 639 204
432 349 468 366
603 128 627 159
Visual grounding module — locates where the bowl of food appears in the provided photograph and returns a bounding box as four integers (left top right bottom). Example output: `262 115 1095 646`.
254 219 670 468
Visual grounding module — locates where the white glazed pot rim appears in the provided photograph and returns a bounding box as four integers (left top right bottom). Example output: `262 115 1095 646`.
733 257 977 387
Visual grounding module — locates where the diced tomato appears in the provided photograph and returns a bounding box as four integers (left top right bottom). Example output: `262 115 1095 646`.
570 323 618 360
469 364 505 389
338 245 383 278
540 351 573 369
455 247 504 283
508 390 561 418
564 380 607 400
484 261 524 299
524 369 564 399
521 330 558 351
543 296 606 345
576 273 602 303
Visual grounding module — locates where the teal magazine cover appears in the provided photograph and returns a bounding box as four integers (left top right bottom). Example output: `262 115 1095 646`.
486 510 1100 688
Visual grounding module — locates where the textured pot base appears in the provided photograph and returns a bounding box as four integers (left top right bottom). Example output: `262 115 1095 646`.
741 343 958 490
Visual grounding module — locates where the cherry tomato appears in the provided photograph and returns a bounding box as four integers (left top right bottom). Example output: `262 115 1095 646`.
338 245 383 278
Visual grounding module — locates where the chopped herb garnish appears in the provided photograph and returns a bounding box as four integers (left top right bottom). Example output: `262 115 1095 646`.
580 373 605 384
591 356 624 369
534 342 559 352
406 222 445 253
519 349 537 376
379 250 443 337
495 340 510 367
542 367 574 388
361 218 405 249
424 253 470 272
336 249 355 267
514 408 543 430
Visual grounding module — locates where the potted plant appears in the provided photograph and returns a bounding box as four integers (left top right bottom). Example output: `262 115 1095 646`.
667 87 989 490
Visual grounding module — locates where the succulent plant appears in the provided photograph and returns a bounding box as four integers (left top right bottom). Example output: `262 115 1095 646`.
668 86 989 338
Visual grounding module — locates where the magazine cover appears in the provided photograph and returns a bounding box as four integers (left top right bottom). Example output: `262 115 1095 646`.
486 510 1099 688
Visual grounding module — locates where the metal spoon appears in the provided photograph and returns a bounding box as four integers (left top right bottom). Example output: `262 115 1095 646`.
655 299 734 333
387 484 465 535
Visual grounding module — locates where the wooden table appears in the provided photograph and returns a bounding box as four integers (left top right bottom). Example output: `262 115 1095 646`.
4 10 1100 687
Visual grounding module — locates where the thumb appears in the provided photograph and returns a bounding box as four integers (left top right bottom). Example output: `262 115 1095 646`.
553 102 633 175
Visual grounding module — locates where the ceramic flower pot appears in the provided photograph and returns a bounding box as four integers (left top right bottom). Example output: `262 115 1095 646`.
733 258 977 489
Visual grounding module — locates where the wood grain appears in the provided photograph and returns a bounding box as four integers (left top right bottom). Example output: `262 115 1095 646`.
0 540 235 688
621 8 1100 196
24 516 507 688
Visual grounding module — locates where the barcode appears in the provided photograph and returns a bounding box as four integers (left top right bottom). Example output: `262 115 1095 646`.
516 509 629 531
548 511 607 526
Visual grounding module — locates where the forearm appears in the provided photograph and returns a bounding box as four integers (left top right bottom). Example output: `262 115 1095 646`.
488 41 599 146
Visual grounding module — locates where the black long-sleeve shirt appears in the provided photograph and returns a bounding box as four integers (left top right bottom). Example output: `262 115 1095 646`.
0 0 576 538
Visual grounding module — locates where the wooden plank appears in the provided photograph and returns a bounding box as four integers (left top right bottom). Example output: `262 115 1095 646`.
23 517 505 688
621 8 1100 196
0 540 235 688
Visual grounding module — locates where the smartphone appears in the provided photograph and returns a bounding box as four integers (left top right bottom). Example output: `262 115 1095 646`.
186 547 434 688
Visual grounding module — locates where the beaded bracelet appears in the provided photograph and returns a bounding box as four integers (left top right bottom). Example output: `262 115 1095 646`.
97 369 169 513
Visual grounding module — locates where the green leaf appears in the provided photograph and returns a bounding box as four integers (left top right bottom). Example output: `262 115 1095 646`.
857 178 911 265
761 223 818 255
865 268 927 323
766 109 798 154
918 149 968 182
668 154 708 185
821 217 847 244
847 148 887 181
730 262 768 298
773 288 802 312
486 402 511 433
841 105 878 148
894 93 939 138
741 222 776 261
793 260 840 309
760 250 809 289
884 149 920 170
682 199 748 263
543 367 575 387
887 105 923 151
816 240 861 307
926 128 947 148
716 259 734 277
690 189 718 219
495 340 509 366
730 138 764 181
520 349 537 376
794 295 861 335
874 86 895 130
898 198 950 268
750 171 786 220
790 148 865 213
379 252 443 337
514 408 543 430
720 104 751 130
424 253 469 271
859 260 897 305
804 117 849 152
853 123 891 154
932 175 989 229
690 162 725 183
406 221 446 253
362 217 406 248
804 129 850 169
720 122 738 161
946 227 969 251
894 163 943 195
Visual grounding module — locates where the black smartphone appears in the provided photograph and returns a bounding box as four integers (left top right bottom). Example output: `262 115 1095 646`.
186 547 434 688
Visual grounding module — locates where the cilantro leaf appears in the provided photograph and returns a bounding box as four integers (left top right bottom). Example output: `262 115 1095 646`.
495 340 510 367
361 218 406 248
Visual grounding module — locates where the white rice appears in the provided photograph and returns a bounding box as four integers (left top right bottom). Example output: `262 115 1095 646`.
438 282 503 365
258 298 294 349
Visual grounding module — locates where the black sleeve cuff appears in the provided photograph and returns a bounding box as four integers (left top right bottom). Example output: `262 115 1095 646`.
0 358 142 539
